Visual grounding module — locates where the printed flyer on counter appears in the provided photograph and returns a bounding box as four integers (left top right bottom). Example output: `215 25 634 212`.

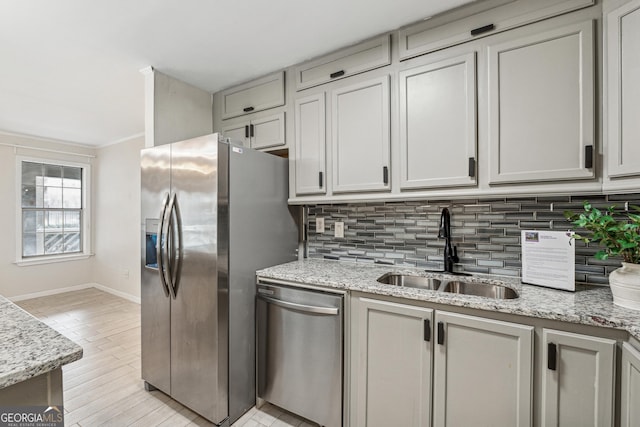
521 230 575 291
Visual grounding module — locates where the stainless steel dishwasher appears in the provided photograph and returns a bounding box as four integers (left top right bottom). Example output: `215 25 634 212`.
256 281 343 427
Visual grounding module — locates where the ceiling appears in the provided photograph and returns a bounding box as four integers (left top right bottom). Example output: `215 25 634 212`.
0 0 474 147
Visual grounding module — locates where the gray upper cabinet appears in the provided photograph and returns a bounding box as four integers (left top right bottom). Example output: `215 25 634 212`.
250 113 286 150
294 35 391 91
432 311 533 427
294 93 326 196
541 329 616 427
398 0 594 60
221 112 285 150
221 122 249 147
487 18 595 184
331 75 391 193
606 0 640 179
399 50 478 190
220 71 285 120
621 342 640 427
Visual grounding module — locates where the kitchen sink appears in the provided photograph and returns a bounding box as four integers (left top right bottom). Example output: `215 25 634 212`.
376 273 441 290
377 273 519 299
440 281 519 299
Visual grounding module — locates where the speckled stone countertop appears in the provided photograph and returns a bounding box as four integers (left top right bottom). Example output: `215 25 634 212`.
0 294 83 389
257 258 640 341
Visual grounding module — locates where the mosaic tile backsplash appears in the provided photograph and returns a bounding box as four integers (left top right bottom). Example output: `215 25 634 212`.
305 193 640 285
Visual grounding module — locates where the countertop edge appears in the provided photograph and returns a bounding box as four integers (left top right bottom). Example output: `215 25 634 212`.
257 259 640 343
0 346 83 389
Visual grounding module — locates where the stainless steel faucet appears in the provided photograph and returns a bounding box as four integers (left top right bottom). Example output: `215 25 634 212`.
438 208 459 273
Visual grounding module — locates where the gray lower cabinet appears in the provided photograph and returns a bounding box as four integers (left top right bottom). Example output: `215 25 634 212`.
487 16 595 184
351 297 433 427
620 342 640 427
540 329 616 427
433 311 534 427
351 298 534 427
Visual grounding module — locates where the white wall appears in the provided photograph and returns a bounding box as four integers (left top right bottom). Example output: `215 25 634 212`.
142 67 213 148
92 136 144 301
0 133 96 299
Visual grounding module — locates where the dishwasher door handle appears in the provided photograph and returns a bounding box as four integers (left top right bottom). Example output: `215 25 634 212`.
257 294 339 315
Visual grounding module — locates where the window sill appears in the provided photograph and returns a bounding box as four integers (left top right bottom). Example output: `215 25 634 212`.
15 253 94 267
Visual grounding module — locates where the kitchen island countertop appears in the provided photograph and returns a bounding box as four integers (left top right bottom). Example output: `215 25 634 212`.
257 258 640 341
0 294 83 389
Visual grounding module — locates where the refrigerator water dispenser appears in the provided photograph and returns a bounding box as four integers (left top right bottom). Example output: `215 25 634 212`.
145 218 159 269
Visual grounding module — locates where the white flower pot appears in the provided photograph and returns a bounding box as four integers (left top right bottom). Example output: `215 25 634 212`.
609 262 640 310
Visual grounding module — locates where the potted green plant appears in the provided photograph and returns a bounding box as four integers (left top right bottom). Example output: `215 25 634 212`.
565 201 640 310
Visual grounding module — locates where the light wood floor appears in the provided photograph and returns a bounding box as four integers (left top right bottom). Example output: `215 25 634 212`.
17 288 314 427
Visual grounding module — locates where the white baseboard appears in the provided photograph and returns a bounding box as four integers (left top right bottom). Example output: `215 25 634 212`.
9 284 94 301
9 283 141 304
91 283 141 304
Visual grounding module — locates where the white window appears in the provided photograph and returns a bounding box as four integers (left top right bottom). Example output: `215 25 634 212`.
16 156 91 265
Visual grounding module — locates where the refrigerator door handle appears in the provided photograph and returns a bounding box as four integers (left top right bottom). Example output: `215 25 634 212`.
157 193 171 298
257 294 339 315
162 193 177 299
169 193 183 298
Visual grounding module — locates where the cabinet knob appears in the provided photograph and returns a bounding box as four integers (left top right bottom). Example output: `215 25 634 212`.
243 106 255 113
330 70 346 79
245 125 249 139
249 124 255 138
468 157 476 178
319 171 324 188
383 166 389 185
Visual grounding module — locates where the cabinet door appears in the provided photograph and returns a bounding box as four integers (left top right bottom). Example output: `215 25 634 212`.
221 121 249 147
294 35 391 91
332 76 390 193
351 297 432 427
607 0 640 178
487 20 595 184
221 71 285 120
621 342 640 427
399 52 477 189
433 311 533 427
398 0 594 59
251 112 285 150
294 93 326 195
541 329 616 427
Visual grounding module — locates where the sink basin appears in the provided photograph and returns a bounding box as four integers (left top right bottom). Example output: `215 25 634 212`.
377 273 519 299
377 273 441 290
441 281 519 299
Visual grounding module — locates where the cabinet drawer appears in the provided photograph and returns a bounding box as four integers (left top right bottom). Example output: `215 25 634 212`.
398 0 594 60
220 71 285 120
294 35 391 91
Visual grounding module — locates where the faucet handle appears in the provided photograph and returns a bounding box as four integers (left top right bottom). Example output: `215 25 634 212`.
452 246 460 263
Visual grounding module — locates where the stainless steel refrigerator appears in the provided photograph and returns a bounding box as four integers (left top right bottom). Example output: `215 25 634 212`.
140 133 298 426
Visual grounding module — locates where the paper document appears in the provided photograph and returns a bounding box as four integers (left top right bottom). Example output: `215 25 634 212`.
521 230 575 291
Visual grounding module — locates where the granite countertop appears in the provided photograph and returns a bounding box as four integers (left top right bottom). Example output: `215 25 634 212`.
0 294 83 389
257 258 640 341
